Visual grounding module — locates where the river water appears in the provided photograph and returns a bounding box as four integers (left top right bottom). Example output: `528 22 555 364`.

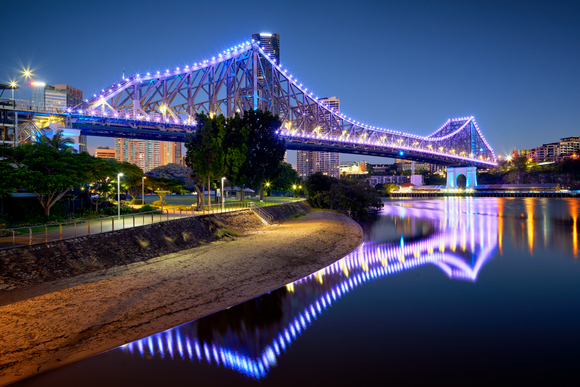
16 198 580 386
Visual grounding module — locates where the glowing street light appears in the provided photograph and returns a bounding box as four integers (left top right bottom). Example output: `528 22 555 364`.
8 80 18 100
142 176 147 207
221 177 226 211
117 173 124 220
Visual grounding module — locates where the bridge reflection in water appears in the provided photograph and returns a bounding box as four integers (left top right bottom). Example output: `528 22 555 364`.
119 198 499 379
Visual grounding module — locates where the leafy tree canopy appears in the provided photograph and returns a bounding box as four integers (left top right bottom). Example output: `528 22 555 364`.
0 144 103 215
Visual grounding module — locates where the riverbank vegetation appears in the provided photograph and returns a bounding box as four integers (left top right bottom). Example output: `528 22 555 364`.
478 157 580 188
305 172 383 217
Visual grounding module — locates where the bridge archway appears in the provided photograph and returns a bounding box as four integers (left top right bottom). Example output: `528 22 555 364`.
446 166 477 189
456 174 467 189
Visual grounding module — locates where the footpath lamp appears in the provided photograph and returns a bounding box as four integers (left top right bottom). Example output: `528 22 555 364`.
221 177 226 212
292 184 297 198
117 173 124 220
142 176 147 206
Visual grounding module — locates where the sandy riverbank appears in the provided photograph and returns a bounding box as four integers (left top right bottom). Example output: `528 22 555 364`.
0 211 362 386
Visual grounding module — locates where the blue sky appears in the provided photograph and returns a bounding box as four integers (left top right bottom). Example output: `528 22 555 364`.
2 0 578 165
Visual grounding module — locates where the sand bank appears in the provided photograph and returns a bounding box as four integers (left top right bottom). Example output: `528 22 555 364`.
0 211 362 386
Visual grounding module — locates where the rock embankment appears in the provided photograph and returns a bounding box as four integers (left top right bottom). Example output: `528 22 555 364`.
0 210 362 386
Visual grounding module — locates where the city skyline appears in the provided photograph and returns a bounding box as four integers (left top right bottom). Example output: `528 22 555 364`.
1 0 578 164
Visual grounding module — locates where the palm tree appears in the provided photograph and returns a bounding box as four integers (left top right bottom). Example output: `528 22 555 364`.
35 129 76 153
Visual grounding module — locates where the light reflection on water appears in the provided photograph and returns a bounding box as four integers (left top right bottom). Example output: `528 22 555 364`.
16 197 580 386
116 198 579 380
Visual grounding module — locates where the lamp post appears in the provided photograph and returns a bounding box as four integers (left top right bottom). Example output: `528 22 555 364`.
265 182 270 200
9 82 17 101
117 173 124 220
221 177 226 212
293 184 297 198
142 176 147 207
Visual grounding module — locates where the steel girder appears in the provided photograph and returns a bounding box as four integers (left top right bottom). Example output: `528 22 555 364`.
84 41 496 167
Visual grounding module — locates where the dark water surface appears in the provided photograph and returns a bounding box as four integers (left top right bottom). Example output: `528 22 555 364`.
16 198 580 386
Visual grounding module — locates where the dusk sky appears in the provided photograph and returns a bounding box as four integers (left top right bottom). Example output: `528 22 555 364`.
2 0 578 165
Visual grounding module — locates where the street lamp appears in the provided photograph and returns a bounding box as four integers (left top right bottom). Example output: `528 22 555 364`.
293 184 297 198
221 177 226 211
142 176 147 206
117 173 124 220
9 81 17 101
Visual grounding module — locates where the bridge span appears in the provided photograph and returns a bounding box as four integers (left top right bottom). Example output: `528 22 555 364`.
3 39 497 167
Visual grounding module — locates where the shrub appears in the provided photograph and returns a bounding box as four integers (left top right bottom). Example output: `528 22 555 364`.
140 204 157 212
305 175 383 217
128 198 144 205
153 200 167 206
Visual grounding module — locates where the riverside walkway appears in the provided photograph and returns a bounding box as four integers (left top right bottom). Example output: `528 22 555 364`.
0 200 283 249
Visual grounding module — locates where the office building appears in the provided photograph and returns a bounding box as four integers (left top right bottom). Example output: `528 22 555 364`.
95 146 115 159
31 83 87 152
115 138 181 172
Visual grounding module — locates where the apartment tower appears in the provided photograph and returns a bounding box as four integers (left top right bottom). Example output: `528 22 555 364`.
115 138 181 172
297 97 341 179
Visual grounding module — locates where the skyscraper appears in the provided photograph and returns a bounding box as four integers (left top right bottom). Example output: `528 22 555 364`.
296 97 341 179
115 138 181 172
251 33 280 62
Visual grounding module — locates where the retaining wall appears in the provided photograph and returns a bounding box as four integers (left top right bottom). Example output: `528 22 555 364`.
259 201 311 222
0 210 263 291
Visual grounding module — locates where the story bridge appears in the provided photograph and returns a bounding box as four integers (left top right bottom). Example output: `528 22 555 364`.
9 39 497 167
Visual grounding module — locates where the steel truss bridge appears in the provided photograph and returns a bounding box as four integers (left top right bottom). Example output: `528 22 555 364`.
11 40 497 166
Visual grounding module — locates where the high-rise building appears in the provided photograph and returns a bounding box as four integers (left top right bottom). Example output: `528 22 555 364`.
95 146 115 159
251 33 280 62
297 97 341 179
114 138 181 172
252 33 281 111
32 83 87 152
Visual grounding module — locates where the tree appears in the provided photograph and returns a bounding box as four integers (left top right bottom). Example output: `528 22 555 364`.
185 112 248 208
236 109 285 201
305 172 335 198
145 176 185 194
185 113 227 209
305 174 383 217
1 145 101 216
35 129 77 153
147 163 197 189
116 161 144 199
272 162 300 192
381 183 399 195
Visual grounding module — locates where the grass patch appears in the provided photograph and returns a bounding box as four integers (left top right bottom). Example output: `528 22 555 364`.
214 228 240 238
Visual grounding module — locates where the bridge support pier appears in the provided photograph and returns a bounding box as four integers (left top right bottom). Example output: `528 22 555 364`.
446 166 477 189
